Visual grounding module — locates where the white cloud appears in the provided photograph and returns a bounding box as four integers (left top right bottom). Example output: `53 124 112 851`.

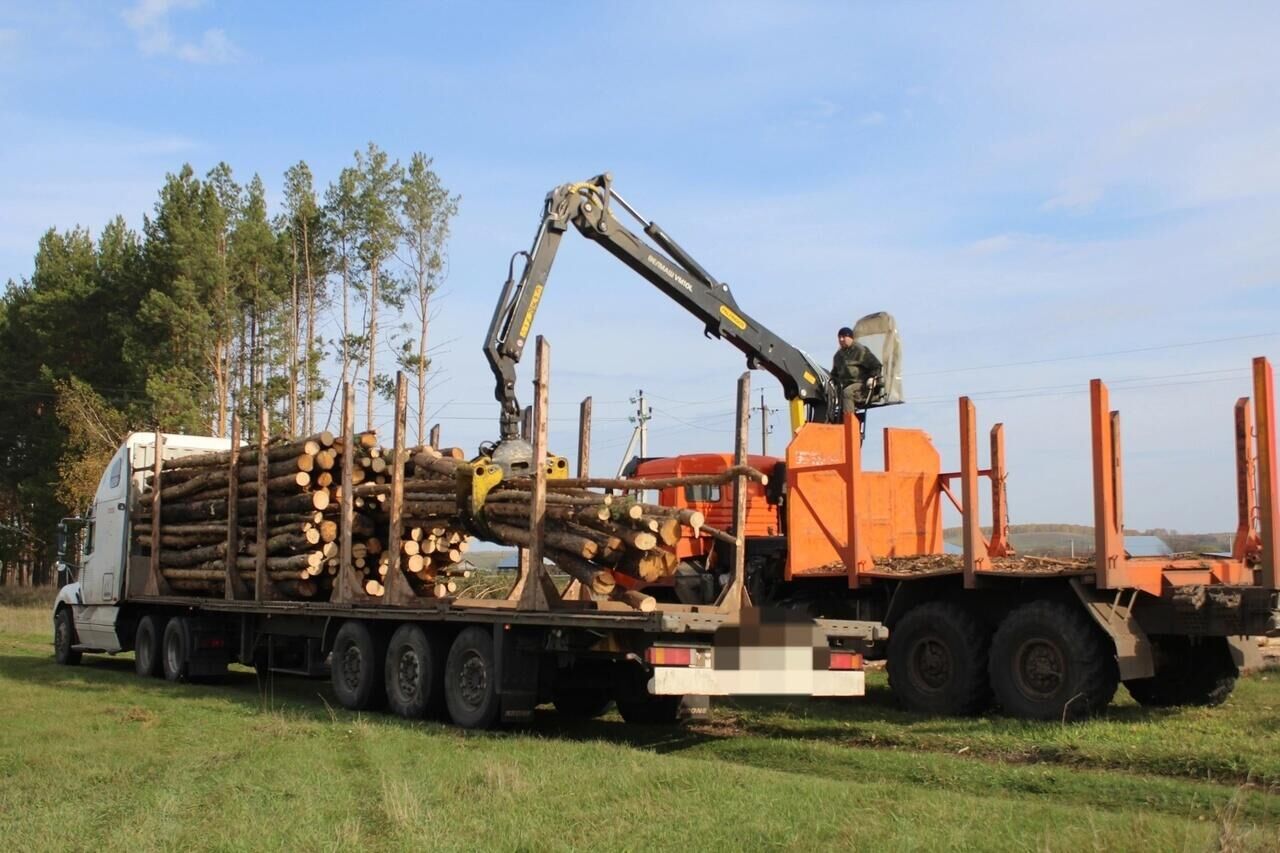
859 111 885 126
121 0 239 63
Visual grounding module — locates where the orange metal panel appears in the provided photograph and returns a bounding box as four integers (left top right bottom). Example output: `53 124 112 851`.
786 425 942 579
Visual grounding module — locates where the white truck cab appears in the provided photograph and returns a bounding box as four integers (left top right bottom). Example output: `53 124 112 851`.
54 432 231 653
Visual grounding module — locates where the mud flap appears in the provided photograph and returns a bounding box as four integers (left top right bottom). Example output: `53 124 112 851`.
495 625 542 723
1070 579 1155 680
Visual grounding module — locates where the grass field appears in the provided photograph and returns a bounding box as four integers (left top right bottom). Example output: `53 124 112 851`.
2 599 1278 851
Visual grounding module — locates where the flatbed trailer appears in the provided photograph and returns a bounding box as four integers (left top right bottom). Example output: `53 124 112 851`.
52 342 876 729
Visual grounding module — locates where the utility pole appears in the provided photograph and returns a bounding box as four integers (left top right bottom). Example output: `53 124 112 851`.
632 389 652 458
756 392 776 455
616 389 654 478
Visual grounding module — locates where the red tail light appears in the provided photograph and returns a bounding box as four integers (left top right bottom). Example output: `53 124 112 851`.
828 651 863 671
646 646 693 666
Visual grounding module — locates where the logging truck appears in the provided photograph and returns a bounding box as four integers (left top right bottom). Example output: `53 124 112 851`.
484 173 1280 720
50 407 879 730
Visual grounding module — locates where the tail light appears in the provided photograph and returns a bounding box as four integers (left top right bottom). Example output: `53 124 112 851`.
646 646 693 666
828 651 863 671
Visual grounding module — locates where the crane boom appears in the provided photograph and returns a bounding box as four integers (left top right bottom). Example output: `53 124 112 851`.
484 173 845 446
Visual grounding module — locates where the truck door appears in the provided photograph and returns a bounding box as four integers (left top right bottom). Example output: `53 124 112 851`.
80 449 128 606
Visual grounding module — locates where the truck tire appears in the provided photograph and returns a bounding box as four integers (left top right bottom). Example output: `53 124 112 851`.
135 615 165 678
54 608 81 666
384 624 443 719
330 621 385 711
162 617 192 683
887 601 991 715
989 600 1118 721
444 626 501 729
1124 636 1237 707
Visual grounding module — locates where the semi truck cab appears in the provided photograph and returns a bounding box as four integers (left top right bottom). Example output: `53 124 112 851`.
54 433 233 654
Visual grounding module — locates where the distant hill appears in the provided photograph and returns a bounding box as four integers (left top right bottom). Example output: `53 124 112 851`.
942 524 1232 557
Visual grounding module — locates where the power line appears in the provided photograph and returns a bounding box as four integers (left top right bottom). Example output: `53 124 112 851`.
908 332 1277 378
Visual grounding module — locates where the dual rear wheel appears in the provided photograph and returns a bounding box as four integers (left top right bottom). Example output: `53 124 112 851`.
889 599 1119 721
329 621 499 729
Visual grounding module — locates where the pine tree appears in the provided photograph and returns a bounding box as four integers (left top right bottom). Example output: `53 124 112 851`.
398 153 459 444
353 143 404 430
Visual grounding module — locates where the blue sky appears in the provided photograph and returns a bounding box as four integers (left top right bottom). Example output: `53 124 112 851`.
2 1 1278 531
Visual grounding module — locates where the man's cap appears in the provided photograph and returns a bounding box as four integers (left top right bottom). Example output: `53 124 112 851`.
838 326 854 338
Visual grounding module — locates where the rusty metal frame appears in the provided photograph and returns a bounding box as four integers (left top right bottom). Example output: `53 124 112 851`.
142 428 171 596
715 372 754 611
224 411 249 600
988 423 1013 558
517 336 558 610
381 372 416 606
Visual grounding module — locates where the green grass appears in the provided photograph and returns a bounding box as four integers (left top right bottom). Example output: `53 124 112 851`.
2 602 1278 851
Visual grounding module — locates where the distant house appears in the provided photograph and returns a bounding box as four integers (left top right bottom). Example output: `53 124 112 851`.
1123 535 1173 557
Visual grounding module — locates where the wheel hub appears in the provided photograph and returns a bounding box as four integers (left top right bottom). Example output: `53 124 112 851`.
340 646 363 691
909 637 953 692
1014 638 1065 699
397 649 421 698
458 651 487 708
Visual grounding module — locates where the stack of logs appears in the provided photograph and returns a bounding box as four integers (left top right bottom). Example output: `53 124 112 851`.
406 448 729 610
135 429 757 610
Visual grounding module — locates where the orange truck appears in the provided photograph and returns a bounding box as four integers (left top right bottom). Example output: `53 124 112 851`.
486 174 1280 720
633 358 1279 719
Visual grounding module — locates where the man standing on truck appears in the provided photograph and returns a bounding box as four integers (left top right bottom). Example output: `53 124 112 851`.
832 326 882 418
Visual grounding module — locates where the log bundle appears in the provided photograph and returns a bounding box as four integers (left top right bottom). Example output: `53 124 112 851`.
135 431 348 599
133 428 753 610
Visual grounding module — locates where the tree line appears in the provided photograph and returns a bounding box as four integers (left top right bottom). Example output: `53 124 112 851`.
0 143 458 585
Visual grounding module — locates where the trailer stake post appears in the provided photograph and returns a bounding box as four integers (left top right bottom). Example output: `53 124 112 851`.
143 428 171 596
988 423 1012 557
1233 397 1260 563
382 371 414 605
1090 379 1125 590
224 410 247 600
716 372 753 612
1254 356 1279 589
577 396 592 478
959 397 988 588
254 407 271 602
519 336 554 610
333 382 366 603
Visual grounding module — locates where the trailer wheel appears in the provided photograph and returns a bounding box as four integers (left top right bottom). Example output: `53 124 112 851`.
134 615 165 678
54 608 81 666
1125 636 1237 708
162 617 192 683
330 621 385 711
384 624 443 719
989 600 1118 721
887 601 991 715
444 626 501 729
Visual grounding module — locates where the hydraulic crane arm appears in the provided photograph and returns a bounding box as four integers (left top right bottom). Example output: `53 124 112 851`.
485 173 833 444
